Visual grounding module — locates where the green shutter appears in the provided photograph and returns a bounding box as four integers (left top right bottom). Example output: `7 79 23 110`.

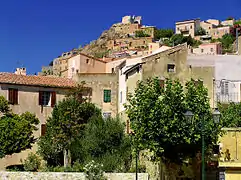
104 90 111 103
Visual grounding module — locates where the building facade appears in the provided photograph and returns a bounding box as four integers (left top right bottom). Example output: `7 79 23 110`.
73 73 118 118
191 43 222 55
175 19 201 37
67 53 106 79
0 72 75 169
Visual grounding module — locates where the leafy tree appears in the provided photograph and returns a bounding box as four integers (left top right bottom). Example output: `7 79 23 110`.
135 30 150 38
74 116 132 172
125 78 222 178
154 29 174 40
38 98 101 167
0 96 39 158
218 102 241 127
195 27 206 36
220 34 235 53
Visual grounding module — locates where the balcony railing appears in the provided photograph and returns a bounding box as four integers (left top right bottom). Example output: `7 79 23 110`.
216 92 240 103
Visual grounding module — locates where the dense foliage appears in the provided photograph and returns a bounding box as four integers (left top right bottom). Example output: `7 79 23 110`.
162 34 201 47
38 98 101 167
195 27 206 36
73 116 131 172
135 30 151 37
125 78 222 167
0 96 39 158
38 85 131 172
154 29 174 40
218 102 241 127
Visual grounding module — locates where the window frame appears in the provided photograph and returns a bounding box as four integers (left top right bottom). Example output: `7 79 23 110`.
167 64 176 73
103 89 111 103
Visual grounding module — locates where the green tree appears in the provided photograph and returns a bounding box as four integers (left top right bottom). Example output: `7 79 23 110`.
0 96 39 158
75 116 132 172
135 30 150 38
125 78 222 178
218 102 241 127
220 34 235 53
154 29 174 40
195 27 206 36
38 98 101 167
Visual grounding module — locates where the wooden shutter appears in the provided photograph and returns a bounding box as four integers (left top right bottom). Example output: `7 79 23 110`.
41 124 46 136
51 91 56 107
8 89 13 104
39 91 43 105
14 89 18 104
107 90 111 102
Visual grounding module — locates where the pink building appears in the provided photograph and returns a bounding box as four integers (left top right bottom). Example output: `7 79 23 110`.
191 43 222 55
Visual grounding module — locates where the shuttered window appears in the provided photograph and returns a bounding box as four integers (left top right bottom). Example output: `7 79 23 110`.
39 91 56 106
8 88 18 105
103 90 111 103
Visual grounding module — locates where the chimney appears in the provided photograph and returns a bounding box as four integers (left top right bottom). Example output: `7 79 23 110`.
15 67 26 75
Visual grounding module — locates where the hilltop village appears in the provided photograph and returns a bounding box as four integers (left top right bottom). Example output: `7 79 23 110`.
1 15 241 180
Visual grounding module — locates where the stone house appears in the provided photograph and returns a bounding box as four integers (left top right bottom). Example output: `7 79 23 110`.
142 43 215 107
107 37 153 52
67 53 106 79
175 19 201 37
0 72 76 169
73 73 118 118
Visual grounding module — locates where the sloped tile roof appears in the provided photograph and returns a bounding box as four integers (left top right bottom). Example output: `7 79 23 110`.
0 73 76 88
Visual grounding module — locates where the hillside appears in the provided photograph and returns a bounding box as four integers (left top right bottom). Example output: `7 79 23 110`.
81 23 129 58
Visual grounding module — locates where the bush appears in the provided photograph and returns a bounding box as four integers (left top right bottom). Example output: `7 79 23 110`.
22 153 41 172
84 160 106 180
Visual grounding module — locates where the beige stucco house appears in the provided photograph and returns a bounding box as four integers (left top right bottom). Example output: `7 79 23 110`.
191 42 222 55
175 19 201 37
67 53 106 79
0 72 76 169
73 73 118 119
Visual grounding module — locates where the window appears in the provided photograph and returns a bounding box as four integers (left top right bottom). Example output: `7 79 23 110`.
103 112 111 119
201 49 204 53
221 81 229 95
8 88 18 105
39 91 56 107
190 25 192 29
167 64 175 73
210 48 214 52
120 91 122 103
103 90 111 103
41 124 46 136
111 68 115 73
143 41 146 44
86 59 89 64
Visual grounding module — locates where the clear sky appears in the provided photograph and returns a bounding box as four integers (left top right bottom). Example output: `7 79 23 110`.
0 0 240 74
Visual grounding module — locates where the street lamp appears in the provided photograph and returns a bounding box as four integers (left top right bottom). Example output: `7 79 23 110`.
184 108 221 180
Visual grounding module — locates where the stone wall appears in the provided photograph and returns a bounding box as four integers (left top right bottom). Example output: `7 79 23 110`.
0 172 149 180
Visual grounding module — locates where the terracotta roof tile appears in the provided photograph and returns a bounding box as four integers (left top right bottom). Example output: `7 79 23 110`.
0 73 76 88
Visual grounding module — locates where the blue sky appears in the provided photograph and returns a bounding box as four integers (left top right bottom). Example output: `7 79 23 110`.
0 0 240 74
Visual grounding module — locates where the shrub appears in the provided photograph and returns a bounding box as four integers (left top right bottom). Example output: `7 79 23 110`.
84 160 106 180
22 153 41 172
